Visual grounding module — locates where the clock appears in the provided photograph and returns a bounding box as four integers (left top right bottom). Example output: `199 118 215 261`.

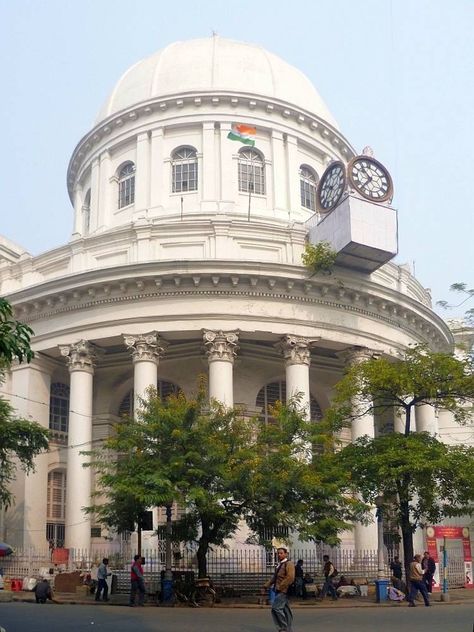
348 156 393 202
317 161 346 212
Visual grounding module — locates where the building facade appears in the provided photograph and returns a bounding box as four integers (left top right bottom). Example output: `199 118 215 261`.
0 37 467 555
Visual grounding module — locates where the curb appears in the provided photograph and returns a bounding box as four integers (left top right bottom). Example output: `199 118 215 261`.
5 596 474 609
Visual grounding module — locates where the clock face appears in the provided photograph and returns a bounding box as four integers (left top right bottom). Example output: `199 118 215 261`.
317 161 346 212
348 156 393 202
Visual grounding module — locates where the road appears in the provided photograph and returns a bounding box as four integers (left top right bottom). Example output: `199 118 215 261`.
0 603 473 632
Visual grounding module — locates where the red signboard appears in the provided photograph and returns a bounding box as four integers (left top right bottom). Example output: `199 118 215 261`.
426 526 473 589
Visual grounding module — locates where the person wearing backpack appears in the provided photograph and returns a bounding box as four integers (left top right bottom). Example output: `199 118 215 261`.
320 555 338 601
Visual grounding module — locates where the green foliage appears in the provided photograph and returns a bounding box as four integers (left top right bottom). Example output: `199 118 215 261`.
0 297 48 508
437 282 474 326
302 241 337 275
340 433 474 525
0 297 34 365
327 344 474 435
89 389 365 576
0 397 49 507
323 343 474 573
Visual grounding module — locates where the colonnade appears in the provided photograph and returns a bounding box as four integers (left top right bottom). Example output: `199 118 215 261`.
11 333 439 550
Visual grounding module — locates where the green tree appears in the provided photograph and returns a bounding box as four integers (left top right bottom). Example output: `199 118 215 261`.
0 298 49 508
89 389 365 578
437 282 474 326
302 241 337 275
324 344 474 578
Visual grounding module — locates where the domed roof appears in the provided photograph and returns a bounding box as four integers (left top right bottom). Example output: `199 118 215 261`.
96 37 338 129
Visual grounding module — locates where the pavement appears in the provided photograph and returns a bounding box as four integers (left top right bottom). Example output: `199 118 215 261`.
1 588 473 608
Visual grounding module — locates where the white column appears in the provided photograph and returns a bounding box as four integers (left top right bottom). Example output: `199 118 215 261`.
271 131 287 213
123 332 168 412
286 134 300 215
201 122 217 211
60 340 96 551
150 129 164 211
9 360 52 549
393 407 406 434
219 123 236 209
72 184 83 237
98 150 112 229
89 157 100 233
135 132 151 212
415 403 438 435
203 330 239 407
343 346 378 551
277 335 313 421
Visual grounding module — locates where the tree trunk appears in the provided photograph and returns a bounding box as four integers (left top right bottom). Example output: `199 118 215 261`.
399 492 414 585
404 405 412 437
137 525 142 557
196 539 209 578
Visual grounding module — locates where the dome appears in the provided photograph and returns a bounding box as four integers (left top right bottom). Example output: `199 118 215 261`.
96 36 339 129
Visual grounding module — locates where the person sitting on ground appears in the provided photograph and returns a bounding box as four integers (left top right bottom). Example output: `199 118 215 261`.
335 575 349 589
335 575 358 597
391 575 407 594
34 578 55 604
388 584 405 602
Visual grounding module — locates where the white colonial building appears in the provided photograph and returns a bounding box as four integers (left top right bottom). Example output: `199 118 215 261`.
0 37 467 556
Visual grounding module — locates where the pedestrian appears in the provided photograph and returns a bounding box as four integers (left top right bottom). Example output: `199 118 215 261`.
407 554 430 607
320 554 338 600
264 546 295 632
129 554 146 607
95 557 111 602
294 559 306 599
34 578 55 604
421 550 436 593
390 556 403 581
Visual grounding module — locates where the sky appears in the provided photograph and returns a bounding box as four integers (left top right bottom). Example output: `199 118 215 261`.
1 0 473 318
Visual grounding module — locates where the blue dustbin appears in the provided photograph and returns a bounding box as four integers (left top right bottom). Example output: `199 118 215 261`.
161 578 174 604
374 579 389 602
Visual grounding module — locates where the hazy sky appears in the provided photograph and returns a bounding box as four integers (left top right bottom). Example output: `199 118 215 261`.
1 0 472 318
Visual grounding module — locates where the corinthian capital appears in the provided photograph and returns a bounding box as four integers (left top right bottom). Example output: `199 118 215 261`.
338 346 381 367
276 335 318 366
59 340 97 373
123 332 168 364
203 330 239 363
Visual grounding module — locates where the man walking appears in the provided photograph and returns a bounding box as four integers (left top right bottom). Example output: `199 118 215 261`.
408 554 430 607
422 550 436 593
320 555 338 600
95 557 111 602
264 547 295 632
129 554 146 607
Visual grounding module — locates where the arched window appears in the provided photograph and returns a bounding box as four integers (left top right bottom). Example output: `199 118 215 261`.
118 380 180 417
49 383 70 433
171 147 198 193
300 165 318 211
46 469 67 546
256 380 322 424
238 148 265 195
117 162 136 208
82 189 91 234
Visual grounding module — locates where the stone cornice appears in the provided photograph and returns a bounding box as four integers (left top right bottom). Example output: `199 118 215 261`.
7 263 453 353
67 90 356 201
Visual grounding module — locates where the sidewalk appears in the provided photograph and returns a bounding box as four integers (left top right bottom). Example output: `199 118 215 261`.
1 588 473 608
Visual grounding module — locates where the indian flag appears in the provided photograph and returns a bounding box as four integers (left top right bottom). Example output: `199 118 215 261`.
227 123 256 146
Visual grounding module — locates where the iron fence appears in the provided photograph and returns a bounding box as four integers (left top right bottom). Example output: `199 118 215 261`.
0 543 468 593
